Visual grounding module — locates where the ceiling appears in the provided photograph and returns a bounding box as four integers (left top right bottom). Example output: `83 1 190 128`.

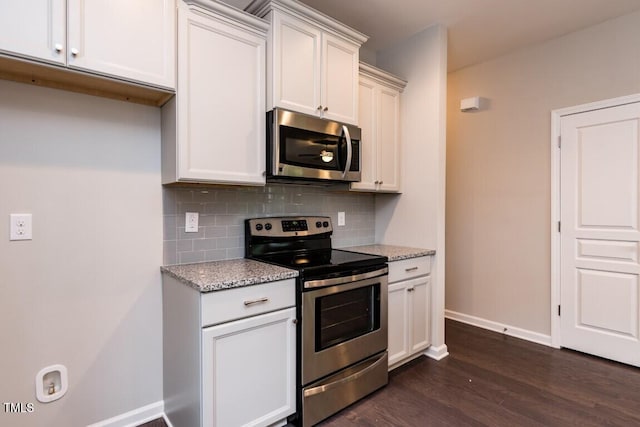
236 0 640 71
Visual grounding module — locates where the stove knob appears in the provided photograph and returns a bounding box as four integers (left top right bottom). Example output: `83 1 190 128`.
255 223 263 231
323 221 329 228
315 221 322 228
265 223 272 231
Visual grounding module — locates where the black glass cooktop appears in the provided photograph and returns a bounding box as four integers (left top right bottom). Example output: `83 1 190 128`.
255 249 387 280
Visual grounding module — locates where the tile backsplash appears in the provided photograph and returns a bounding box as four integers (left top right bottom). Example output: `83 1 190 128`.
163 184 376 265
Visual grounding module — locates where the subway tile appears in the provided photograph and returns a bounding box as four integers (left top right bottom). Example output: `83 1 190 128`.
204 226 227 238
163 240 177 265
193 189 217 203
163 189 178 215
226 247 244 260
177 240 193 252
193 238 217 251
178 202 205 215
204 249 227 262
163 215 177 240
178 227 205 240
179 251 205 264
227 202 249 215
215 215 244 226
216 236 243 249
227 225 244 237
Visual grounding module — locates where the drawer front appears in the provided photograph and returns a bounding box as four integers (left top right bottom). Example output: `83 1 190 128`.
388 256 431 283
201 279 295 327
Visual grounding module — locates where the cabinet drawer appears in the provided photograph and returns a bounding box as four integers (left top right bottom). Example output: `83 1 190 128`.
388 256 431 283
201 279 295 327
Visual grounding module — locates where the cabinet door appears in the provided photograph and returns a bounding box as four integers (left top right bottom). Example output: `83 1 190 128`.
0 0 65 65
202 308 296 427
387 281 410 367
321 32 359 125
67 0 175 88
351 76 378 191
377 86 401 192
410 276 431 352
176 6 266 185
272 12 321 116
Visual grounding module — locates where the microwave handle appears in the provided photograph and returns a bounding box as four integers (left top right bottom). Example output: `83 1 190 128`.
341 125 352 179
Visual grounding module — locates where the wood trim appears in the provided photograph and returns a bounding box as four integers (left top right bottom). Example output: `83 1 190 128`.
0 55 174 107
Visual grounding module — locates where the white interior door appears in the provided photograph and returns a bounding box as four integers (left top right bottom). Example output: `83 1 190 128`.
560 101 640 367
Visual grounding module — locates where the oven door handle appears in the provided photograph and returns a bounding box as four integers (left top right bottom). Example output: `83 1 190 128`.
303 352 387 397
341 125 352 179
304 267 388 289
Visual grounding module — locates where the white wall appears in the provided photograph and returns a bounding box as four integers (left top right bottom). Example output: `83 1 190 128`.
0 80 163 426
375 25 449 358
446 10 640 336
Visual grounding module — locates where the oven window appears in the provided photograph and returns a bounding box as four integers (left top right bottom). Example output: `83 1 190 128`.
315 283 380 351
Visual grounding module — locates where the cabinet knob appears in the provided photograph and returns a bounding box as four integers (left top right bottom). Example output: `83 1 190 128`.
323 106 328 112
317 105 323 111
292 319 298 324
70 48 79 57
374 180 379 184
379 181 383 185
54 43 63 53
407 287 414 292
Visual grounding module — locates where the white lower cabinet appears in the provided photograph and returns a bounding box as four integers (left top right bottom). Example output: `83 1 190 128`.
387 256 432 369
163 276 296 427
202 308 296 427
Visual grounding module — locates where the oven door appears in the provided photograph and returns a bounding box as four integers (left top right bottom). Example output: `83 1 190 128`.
301 267 388 385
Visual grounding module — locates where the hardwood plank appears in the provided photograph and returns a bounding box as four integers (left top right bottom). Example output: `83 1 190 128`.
320 319 640 426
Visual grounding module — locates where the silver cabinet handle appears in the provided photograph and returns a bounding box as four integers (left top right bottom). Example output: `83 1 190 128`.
70 48 79 56
405 266 419 272
54 43 63 53
303 352 387 397
243 297 269 306
342 125 352 179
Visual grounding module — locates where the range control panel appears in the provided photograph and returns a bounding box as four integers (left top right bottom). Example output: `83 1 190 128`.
246 216 332 237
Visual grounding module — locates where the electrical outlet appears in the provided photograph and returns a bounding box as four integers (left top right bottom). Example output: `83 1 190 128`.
338 211 346 226
185 212 199 233
10 214 32 241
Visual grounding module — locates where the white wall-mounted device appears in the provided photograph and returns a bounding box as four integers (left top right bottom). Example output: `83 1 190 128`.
35 364 68 403
460 96 481 112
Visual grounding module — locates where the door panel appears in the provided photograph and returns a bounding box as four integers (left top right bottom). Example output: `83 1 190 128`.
560 101 640 367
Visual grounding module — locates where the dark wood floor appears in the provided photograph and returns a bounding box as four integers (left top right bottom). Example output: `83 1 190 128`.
320 319 640 426
143 319 640 426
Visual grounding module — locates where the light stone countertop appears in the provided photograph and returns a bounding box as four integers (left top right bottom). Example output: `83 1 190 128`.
161 258 299 293
342 244 435 262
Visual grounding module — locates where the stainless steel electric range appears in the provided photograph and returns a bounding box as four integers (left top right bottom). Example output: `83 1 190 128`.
245 216 389 427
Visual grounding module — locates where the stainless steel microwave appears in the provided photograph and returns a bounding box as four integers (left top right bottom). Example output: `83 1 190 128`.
267 108 361 183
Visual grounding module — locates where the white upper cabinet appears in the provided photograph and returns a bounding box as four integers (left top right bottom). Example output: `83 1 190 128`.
162 1 267 185
0 0 176 90
0 0 66 65
67 0 176 89
248 0 367 125
351 63 406 193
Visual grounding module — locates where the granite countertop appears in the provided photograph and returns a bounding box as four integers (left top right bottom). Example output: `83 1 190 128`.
161 259 298 293
343 244 435 262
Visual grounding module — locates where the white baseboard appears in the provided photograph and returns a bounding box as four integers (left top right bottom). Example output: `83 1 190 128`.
445 310 553 347
87 401 165 427
424 344 449 360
